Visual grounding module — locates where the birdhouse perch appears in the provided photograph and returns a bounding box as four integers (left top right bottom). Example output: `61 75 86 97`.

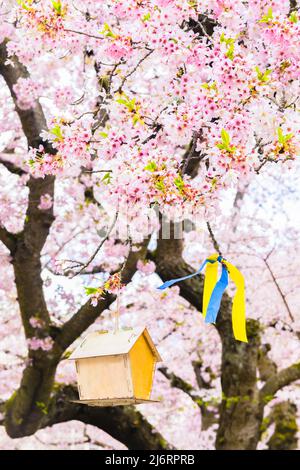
69 326 162 406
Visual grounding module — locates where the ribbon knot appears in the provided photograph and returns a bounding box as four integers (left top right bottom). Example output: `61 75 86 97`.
157 253 247 342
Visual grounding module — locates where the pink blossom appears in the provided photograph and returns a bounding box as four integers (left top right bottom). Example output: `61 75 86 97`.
38 194 53 210
13 77 42 110
137 260 156 275
27 337 54 351
29 317 44 329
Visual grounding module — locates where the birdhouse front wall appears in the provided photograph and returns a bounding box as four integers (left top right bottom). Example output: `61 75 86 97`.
129 334 156 400
76 354 133 400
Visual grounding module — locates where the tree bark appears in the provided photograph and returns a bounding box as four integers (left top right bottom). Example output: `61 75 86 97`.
215 317 262 449
267 401 298 450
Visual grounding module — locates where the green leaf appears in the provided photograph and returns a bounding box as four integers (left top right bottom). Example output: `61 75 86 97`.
285 132 294 141
116 98 129 106
187 0 198 9
100 23 116 39
142 12 151 22
155 180 165 191
174 175 185 191
99 131 108 138
277 127 293 144
116 95 136 112
277 127 284 143
217 129 236 153
102 172 112 184
132 114 140 125
220 34 235 60
17 0 31 11
220 32 226 43
51 0 62 15
221 128 231 146
255 66 271 83
259 7 273 23
128 98 136 112
84 287 99 295
289 11 298 23
144 161 157 172
50 124 63 141
225 43 234 60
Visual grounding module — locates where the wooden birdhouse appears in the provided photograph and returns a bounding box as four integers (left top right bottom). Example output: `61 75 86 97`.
69 327 162 406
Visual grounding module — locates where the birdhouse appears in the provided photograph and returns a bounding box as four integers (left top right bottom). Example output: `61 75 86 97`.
69 326 162 406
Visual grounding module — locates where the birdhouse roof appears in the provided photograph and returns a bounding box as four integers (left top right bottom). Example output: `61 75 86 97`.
68 327 162 361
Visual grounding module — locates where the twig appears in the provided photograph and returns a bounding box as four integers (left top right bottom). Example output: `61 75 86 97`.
263 255 295 322
206 222 222 257
117 49 154 92
255 159 269 174
64 28 103 40
72 211 119 277
81 169 112 173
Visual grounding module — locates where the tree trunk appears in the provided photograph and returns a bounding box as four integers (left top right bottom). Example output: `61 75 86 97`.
5 359 57 438
216 317 263 449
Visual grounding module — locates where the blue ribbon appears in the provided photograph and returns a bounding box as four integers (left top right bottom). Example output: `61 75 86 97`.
157 255 228 325
157 259 209 290
205 264 228 323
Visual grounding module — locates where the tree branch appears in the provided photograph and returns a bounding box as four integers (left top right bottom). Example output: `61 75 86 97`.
181 129 205 178
260 362 300 403
71 211 118 277
56 239 149 352
0 226 17 253
206 221 222 256
0 40 55 331
159 367 218 430
42 384 172 450
0 157 25 176
266 401 298 450
263 256 295 322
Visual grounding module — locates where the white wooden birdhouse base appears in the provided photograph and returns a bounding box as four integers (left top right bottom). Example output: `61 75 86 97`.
71 398 160 407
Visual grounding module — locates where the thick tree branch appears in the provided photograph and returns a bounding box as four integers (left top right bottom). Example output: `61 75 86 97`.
266 401 298 450
181 129 205 178
41 384 171 450
0 40 55 331
257 344 277 382
0 226 17 253
260 362 300 403
159 367 218 430
2 384 171 449
0 157 25 176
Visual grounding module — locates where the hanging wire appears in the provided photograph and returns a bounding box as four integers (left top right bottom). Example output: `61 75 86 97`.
114 287 121 334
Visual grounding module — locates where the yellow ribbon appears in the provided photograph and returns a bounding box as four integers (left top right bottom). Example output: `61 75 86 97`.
158 252 248 342
203 254 248 343
203 253 219 318
222 259 248 343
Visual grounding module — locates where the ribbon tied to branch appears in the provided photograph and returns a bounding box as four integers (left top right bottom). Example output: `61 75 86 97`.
157 253 247 342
